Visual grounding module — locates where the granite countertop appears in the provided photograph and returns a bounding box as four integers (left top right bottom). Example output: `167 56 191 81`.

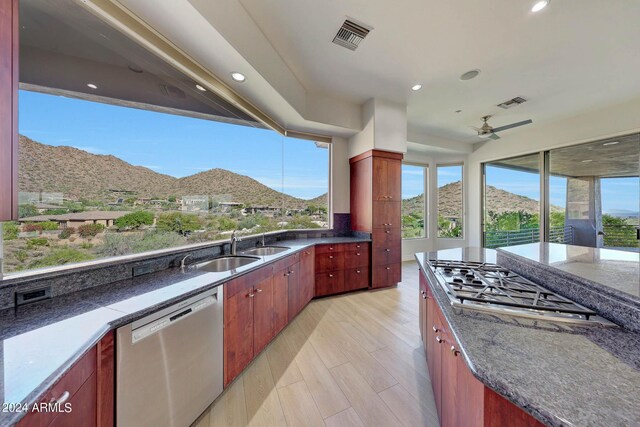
0 236 370 426
497 242 640 301
416 248 640 427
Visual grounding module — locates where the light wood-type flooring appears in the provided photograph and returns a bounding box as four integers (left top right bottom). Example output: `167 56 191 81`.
192 261 438 427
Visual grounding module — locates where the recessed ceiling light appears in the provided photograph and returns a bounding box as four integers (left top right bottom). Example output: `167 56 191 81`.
531 0 549 12
195 84 207 92
603 141 620 146
455 110 462 113
460 69 480 81
581 159 593 163
230 72 246 82
411 84 423 91
87 83 98 89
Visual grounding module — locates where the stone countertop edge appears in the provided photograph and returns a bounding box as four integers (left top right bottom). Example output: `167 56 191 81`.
495 247 640 307
1 236 370 427
416 253 640 426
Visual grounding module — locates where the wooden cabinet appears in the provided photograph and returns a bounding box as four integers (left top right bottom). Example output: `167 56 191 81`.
420 270 545 427
0 0 18 221
224 273 256 387
289 247 314 321
17 332 115 427
314 243 370 296
350 150 403 289
253 274 275 356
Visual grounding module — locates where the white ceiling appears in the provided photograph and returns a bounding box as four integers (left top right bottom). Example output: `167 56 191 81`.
237 0 640 143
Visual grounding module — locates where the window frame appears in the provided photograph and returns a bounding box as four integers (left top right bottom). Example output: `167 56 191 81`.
436 162 464 239
401 162 428 240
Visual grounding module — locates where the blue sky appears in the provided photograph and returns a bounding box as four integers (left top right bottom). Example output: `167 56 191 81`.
18 90 329 200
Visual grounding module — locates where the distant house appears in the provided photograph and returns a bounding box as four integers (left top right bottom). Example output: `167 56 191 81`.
19 211 131 229
181 195 209 212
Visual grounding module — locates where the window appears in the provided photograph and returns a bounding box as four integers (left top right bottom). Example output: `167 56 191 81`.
401 164 427 238
1 1 329 274
437 165 463 238
483 154 541 248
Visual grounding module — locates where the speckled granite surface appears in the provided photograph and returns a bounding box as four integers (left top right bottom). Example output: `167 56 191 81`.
0 236 369 426
497 243 640 332
417 248 640 427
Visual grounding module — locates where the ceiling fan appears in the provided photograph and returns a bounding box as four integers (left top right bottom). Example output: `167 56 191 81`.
473 115 532 140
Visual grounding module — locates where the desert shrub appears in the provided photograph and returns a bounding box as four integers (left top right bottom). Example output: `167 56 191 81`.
58 227 76 239
23 223 43 233
98 231 187 257
80 242 94 249
157 212 202 235
78 223 105 238
18 204 38 218
40 221 59 231
28 247 94 269
27 237 49 248
114 211 154 230
283 215 321 229
15 250 28 263
2 222 19 240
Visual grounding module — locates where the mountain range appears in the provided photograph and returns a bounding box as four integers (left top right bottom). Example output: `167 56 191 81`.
19 135 322 209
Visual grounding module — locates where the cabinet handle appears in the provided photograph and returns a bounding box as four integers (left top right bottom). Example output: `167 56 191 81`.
289 270 294 275
356 252 361 256
51 391 70 405
329 255 334 259
329 247 334 250
255 288 263 293
356 245 361 248
329 274 334 278
385 248 391 252
422 295 427 299
432 325 439 332
450 346 460 357
385 230 391 234
305 251 311 255
248 293 255 298
436 336 443 344
356 270 361 274
386 267 391 270
421 290 425 295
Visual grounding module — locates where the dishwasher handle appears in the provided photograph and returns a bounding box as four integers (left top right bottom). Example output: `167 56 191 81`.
131 293 218 344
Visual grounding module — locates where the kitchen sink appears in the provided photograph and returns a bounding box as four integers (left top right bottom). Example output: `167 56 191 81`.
241 246 290 256
194 255 260 272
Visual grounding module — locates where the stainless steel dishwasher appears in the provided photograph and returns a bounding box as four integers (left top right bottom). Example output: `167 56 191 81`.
116 286 223 427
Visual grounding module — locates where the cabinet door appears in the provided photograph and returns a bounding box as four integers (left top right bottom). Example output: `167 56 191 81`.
49 372 97 427
385 159 401 201
315 252 345 273
224 281 254 386
455 350 484 427
372 262 401 288
274 267 291 336
299 248 315 307
419 273 427 342
344 249 369 269
441 326 458 427
315 271 345 296
372 201 401 228
345 267 369 291
427 297 444 420
372 157 389 200
253 276 275 355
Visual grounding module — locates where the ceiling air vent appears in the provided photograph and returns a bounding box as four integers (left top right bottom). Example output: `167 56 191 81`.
497 96 527 109
332 19 371 51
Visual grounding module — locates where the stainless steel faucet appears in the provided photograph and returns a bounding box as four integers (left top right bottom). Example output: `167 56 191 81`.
260 232 266 247
230 230 239 255
180 254 192 269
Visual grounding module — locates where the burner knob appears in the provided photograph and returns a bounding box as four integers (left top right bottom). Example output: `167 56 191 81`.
450 346 460 357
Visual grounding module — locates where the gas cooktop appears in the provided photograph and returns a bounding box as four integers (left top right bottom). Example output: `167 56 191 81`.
427 259 616 327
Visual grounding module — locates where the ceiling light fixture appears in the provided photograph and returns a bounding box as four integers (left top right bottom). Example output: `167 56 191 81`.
230 72 246 82
87 83 98 89
603 141 620 146
460 69 480 81
581 159 593 163
195 84 207 92
411 84 422 91
531 0 549 12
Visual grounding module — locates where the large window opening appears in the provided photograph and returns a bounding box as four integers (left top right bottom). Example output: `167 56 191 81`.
1 0 329 274
437 165 463 238
401 164 426 239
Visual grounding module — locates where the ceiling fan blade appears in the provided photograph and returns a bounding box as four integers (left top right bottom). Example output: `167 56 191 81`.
487 133 501 140
492 119 533 133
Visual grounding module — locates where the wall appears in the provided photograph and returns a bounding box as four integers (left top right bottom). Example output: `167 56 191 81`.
466 97 640 247
348 98 407 158
331 136 350 214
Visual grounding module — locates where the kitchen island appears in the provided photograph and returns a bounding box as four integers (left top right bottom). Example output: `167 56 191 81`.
416 246 640 427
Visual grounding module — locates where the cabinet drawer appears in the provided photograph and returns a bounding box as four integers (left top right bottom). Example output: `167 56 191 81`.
372 245 401 266
18 347 97 427
372 201 401 228
372 228 401 247
225 265 273 299
344 242 369 252
315 252 345 273
315 244 346 254
345 267 370 291
49 372 97 427
344 249 370 269
314 271 345 297
372 262 401 288
272 252 299 272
